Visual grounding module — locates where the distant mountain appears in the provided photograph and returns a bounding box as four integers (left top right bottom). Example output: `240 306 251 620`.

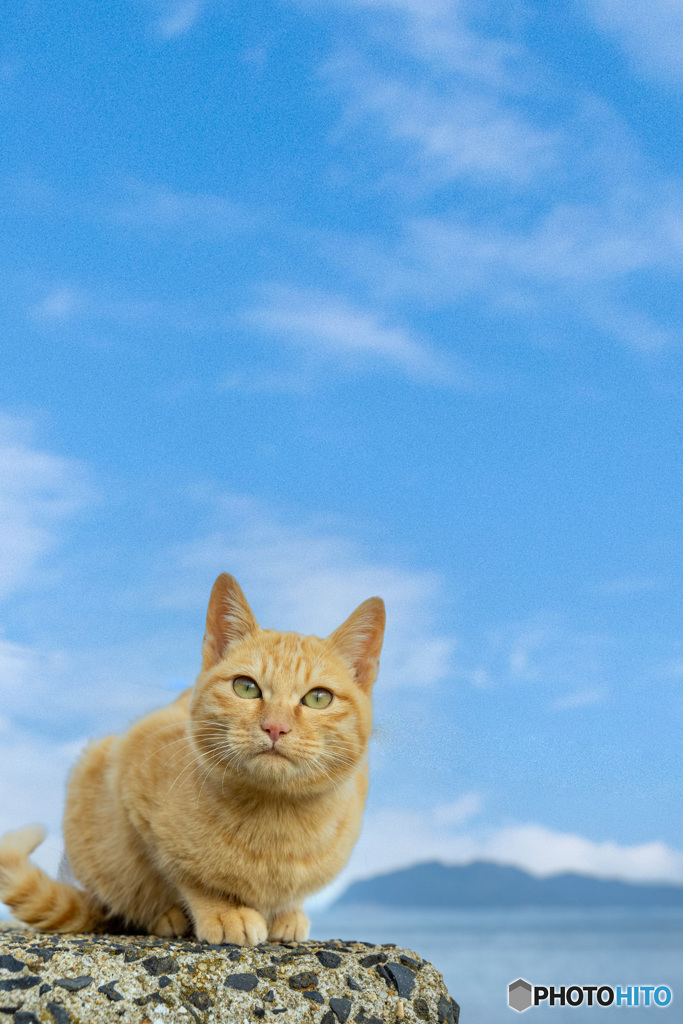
336 861 683 908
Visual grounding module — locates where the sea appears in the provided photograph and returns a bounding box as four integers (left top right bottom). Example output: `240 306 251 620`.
308 905 683 1023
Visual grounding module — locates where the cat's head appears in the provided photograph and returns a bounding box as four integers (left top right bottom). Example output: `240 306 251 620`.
189 573 385 795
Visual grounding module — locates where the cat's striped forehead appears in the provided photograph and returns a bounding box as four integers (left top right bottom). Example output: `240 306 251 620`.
245 631 333 690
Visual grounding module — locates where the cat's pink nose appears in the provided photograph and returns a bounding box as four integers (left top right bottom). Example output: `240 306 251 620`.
262 722 290 744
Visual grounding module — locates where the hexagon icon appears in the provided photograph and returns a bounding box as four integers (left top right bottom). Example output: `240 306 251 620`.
508 978 533 1012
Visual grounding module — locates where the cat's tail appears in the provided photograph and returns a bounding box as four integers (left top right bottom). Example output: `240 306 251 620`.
0 825 104 932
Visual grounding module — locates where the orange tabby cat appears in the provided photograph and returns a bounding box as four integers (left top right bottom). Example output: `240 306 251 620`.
0 574 385 944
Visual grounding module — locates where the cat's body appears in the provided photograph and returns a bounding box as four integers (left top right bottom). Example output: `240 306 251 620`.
0 575 385 944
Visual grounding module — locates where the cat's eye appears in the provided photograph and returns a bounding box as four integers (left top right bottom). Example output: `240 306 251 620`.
233 676 261 699
302 688 333 709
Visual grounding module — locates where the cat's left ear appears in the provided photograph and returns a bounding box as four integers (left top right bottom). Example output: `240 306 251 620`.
202 573 259 671
327 597 386 692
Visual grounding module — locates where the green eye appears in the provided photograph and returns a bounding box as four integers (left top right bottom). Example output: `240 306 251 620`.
302 688 333 709
233 676 261 699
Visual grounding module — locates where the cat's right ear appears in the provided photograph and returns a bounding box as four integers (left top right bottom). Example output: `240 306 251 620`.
326 597 386 692
202 574 259 671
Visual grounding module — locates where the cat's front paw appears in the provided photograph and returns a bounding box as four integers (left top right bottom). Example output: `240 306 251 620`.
153 906 191 937
195 905 268 946
268 909 310 942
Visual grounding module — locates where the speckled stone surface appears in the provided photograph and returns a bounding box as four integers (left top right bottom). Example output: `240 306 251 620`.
0 928 460 1024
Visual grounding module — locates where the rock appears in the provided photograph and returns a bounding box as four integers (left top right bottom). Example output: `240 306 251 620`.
46 1001 71 1024
413 997 430 1021
357 953 387 968
288 971 318 990
0 976 41 991
438 993 460 1024
98 981 124 1001
0 954 25 972
27 947 57 962
378 962 416 999
256 966 277 980
224 972 259 991
0 926 460 1023
329 996 352 1021
54 976 94 991
316 950 342 969
186 990 213 1009
142 955 179 976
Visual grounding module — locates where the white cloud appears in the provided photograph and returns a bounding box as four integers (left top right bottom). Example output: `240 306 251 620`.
0 723 88 881
344 0 449 13
433 792 483 826
312 0 556 190
450 616 611 701
312 804 683 905
595 576 659 597
309 1 683 352
29 283 223 335
31 287 86 322
363 189 683 349
0 417 90 600
161 494 457 689
552 687 607 710
585 0 683 84
319 0 520 85
155 1 205 38
30 285 159 328
244 286 468 384
326 57 557 186
483 824 683 884
219 368 313 395
407 195 683 290
110 182 250 234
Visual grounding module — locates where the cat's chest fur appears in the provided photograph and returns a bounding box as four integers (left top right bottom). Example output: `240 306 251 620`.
120 724 364 913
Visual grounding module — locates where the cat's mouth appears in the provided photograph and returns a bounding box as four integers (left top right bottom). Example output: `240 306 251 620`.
256 747 290 760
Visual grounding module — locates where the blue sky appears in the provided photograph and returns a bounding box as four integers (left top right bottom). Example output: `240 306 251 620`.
1 0 682 897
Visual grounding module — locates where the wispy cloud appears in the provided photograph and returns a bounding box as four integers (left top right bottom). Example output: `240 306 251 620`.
30 285 166 329
451 616 612 708
31 287 88 323
153 0 205 38
0 416 91 600
404 193 683 292
595 576 659 597
244 286 469 384
311 0 560 191
315 0 521 84
326 55 557 187
29 282 229 337
585 0 683 84
307 1 683 351
552 686 607 710
2 176 251 239
109 182 251 235
361 185 683 349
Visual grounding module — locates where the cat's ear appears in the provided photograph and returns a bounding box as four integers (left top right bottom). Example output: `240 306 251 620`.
202 574 259 671
327 597 386 691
